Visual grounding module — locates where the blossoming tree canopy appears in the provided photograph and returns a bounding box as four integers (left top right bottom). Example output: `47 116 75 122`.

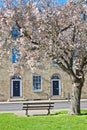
0 0 87 114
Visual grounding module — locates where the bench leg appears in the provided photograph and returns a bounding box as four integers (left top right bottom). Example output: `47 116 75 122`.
26 109 28 116
48 108 50 115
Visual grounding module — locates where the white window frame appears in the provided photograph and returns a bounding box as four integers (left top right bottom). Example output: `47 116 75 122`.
33 75 42 92
11 79 22 97
52 78 61 96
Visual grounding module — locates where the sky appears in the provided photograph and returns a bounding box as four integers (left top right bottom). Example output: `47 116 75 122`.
0 0 67 7
0 1 4 6
57 0 67 5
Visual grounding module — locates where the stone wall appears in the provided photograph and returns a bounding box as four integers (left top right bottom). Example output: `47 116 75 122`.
0 59 87 101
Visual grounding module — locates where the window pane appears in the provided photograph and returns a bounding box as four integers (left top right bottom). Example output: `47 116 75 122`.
81 14 87 21
12 48 21 63
33 76 42 91
12 26 20 38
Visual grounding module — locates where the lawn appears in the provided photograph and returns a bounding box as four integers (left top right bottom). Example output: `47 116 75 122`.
0 111 87 130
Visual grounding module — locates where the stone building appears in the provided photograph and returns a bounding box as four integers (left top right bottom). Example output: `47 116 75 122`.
0 54 87 102
0 0 87 102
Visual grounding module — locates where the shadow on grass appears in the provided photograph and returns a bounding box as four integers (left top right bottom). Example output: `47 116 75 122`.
26 111 68 117
81 113 87 115
52 110 68 116
24 110 87 117
81 110 87 116
53 110 87 116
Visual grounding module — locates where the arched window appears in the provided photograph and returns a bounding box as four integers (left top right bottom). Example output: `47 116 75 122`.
51 75 61 96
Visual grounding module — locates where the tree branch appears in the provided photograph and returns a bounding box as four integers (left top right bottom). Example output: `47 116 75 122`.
60 24 72 32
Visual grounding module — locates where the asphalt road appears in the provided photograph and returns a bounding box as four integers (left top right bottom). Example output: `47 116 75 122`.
0 103 22 111
54 101 87 110
0 101 87 111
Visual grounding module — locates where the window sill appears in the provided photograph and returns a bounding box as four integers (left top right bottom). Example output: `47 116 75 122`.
33 90 42 92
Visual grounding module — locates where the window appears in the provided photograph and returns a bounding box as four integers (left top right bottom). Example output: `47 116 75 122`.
85 0 87 4
81 13 87 21
33 75 42 92
52 61 58 67
12 48 21 63
11 26 20 38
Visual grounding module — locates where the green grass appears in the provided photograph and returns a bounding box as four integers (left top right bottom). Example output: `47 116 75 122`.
0 110 87 130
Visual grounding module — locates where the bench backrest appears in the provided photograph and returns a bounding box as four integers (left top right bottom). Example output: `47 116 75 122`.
23 102 54 109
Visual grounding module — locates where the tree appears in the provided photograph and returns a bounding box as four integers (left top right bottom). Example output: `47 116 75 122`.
39 0 87 115
0 0 87 115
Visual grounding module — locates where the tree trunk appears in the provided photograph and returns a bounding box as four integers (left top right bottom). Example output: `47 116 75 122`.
69 79 84 115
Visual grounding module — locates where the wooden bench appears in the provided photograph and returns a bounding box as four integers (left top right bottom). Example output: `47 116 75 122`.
22 101 54 116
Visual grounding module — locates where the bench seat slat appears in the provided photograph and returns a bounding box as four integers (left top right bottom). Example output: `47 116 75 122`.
23 107 53 110
23 105 54 107
23 103 54 106
23 103 54 105
23 106 54 110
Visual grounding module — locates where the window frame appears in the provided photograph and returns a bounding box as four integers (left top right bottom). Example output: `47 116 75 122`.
33 75 42 92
